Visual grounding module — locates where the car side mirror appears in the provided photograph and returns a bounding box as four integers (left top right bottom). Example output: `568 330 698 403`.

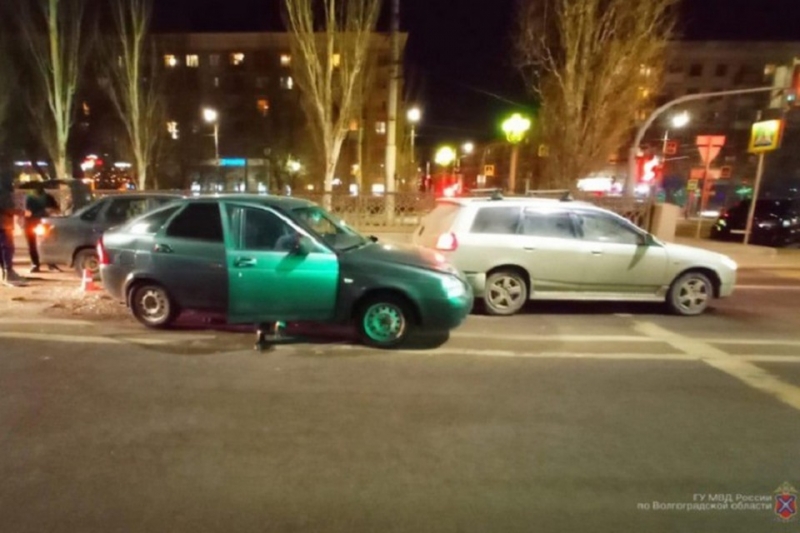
637 233 651 246
291 235 315 256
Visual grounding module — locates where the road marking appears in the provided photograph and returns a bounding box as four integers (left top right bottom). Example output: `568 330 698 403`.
735 285 800 291
0 332 171 346
0 318 95 326
634 321 800 412
453 331 800 348
452 332 657 343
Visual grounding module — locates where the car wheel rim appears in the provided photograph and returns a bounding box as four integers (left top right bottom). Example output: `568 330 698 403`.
677 278 709 313
83 255 99 273
363 303 406 343
138 288 170 324
488 276 524 311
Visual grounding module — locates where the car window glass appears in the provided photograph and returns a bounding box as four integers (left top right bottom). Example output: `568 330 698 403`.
79 200 105 222
105 198 150 225
230 206 298 251
575 212 641 245
470 207 521 234
166 203 224 242
521 209 575 239
128 205 181 235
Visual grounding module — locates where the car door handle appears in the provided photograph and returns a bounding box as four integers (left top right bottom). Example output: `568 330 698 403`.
234 257 257 268
590 249 603 255
523 247 536 251
154 244 173 254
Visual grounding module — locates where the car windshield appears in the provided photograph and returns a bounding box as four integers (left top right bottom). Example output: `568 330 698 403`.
291 205 368 251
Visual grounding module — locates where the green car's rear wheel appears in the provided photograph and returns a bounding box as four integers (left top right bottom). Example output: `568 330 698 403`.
357 295 414 348
130 283 179 329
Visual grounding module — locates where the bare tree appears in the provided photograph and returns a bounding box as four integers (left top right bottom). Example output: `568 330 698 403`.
283 0 382 205
18 0 91 180
105 0 165 190
0 39 13 150
517 0 675 190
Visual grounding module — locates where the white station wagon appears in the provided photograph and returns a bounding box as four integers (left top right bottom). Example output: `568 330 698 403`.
412 195 738 316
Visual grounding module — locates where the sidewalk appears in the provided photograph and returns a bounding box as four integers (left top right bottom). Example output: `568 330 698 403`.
369 231 800 270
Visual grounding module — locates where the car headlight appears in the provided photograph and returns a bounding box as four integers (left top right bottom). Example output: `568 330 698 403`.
440 275 467 299
721 256 738 271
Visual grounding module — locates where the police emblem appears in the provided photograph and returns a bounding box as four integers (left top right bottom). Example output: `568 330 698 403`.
774 482 798 522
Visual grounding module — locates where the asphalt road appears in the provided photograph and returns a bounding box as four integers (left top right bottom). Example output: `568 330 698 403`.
2 268 800 532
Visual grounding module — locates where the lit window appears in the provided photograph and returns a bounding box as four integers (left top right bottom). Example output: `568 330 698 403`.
281 76 294 90
280 54 291 66
164 55 178 68
209 54 220 67
213 77 220 88
231 53 245 66
375 121 387 135
82 102 90 116
167 121 179 140
349 119 359 131
257 99 270 116
186 54 199 68
639 65 652 77
764 64 776 76
332 54 341 67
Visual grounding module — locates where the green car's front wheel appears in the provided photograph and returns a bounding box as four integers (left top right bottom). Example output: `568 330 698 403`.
357 295 415 348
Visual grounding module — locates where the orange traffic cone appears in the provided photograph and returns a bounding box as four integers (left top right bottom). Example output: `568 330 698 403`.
81 269 100 292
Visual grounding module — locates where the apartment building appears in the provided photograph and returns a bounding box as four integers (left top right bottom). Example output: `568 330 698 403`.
151 32 407 192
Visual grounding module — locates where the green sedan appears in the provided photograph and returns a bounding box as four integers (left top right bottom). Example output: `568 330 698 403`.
98 195 473 348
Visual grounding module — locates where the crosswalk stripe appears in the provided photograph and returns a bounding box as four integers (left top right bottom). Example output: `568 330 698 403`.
634 321 800 412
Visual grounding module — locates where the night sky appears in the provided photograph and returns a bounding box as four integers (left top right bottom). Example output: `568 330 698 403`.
151 0 800 148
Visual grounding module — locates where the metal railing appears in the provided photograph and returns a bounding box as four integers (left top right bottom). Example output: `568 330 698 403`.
84 188 653 232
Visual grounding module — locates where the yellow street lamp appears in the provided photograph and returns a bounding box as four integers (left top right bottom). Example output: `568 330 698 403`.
502 113 532 193
435 146 457 167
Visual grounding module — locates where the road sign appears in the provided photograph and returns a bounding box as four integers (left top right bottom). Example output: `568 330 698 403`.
484 165 495 177
748 119 784 153
687 179 698 191
664 140 678 156
720 166 733 179
538 144 550 158
696 135 726 165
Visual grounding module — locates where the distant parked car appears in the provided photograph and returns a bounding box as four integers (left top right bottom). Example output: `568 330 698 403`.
36 192 182 276
710 198 800 247
412 195 738 316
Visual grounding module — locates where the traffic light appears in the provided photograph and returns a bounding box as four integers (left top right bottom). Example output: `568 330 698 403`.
664 140 678 156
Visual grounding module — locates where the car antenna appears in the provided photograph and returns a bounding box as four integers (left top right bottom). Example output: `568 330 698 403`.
470 188 504 201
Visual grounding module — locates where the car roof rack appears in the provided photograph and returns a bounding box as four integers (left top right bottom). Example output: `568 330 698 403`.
469 188 504 200
525 189 574 202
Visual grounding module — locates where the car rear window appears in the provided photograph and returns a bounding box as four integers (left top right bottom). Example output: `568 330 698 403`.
470 206 521 234
127 205 181 235
417 203 462 239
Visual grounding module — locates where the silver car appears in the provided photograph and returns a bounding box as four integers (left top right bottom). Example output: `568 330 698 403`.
37 193 181 276
412 196 738 316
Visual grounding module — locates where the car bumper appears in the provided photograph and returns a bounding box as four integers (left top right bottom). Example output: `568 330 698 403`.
38 241 72 265
100 264 127 302
419 284 474 331
464 272 487 298
719 282 735 298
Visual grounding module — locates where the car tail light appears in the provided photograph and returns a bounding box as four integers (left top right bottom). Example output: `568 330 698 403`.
97 238 111 266
435 232 458 251
34 223 52 237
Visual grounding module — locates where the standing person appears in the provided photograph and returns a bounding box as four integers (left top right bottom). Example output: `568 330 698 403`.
0 182 26 286
24 183 60 273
